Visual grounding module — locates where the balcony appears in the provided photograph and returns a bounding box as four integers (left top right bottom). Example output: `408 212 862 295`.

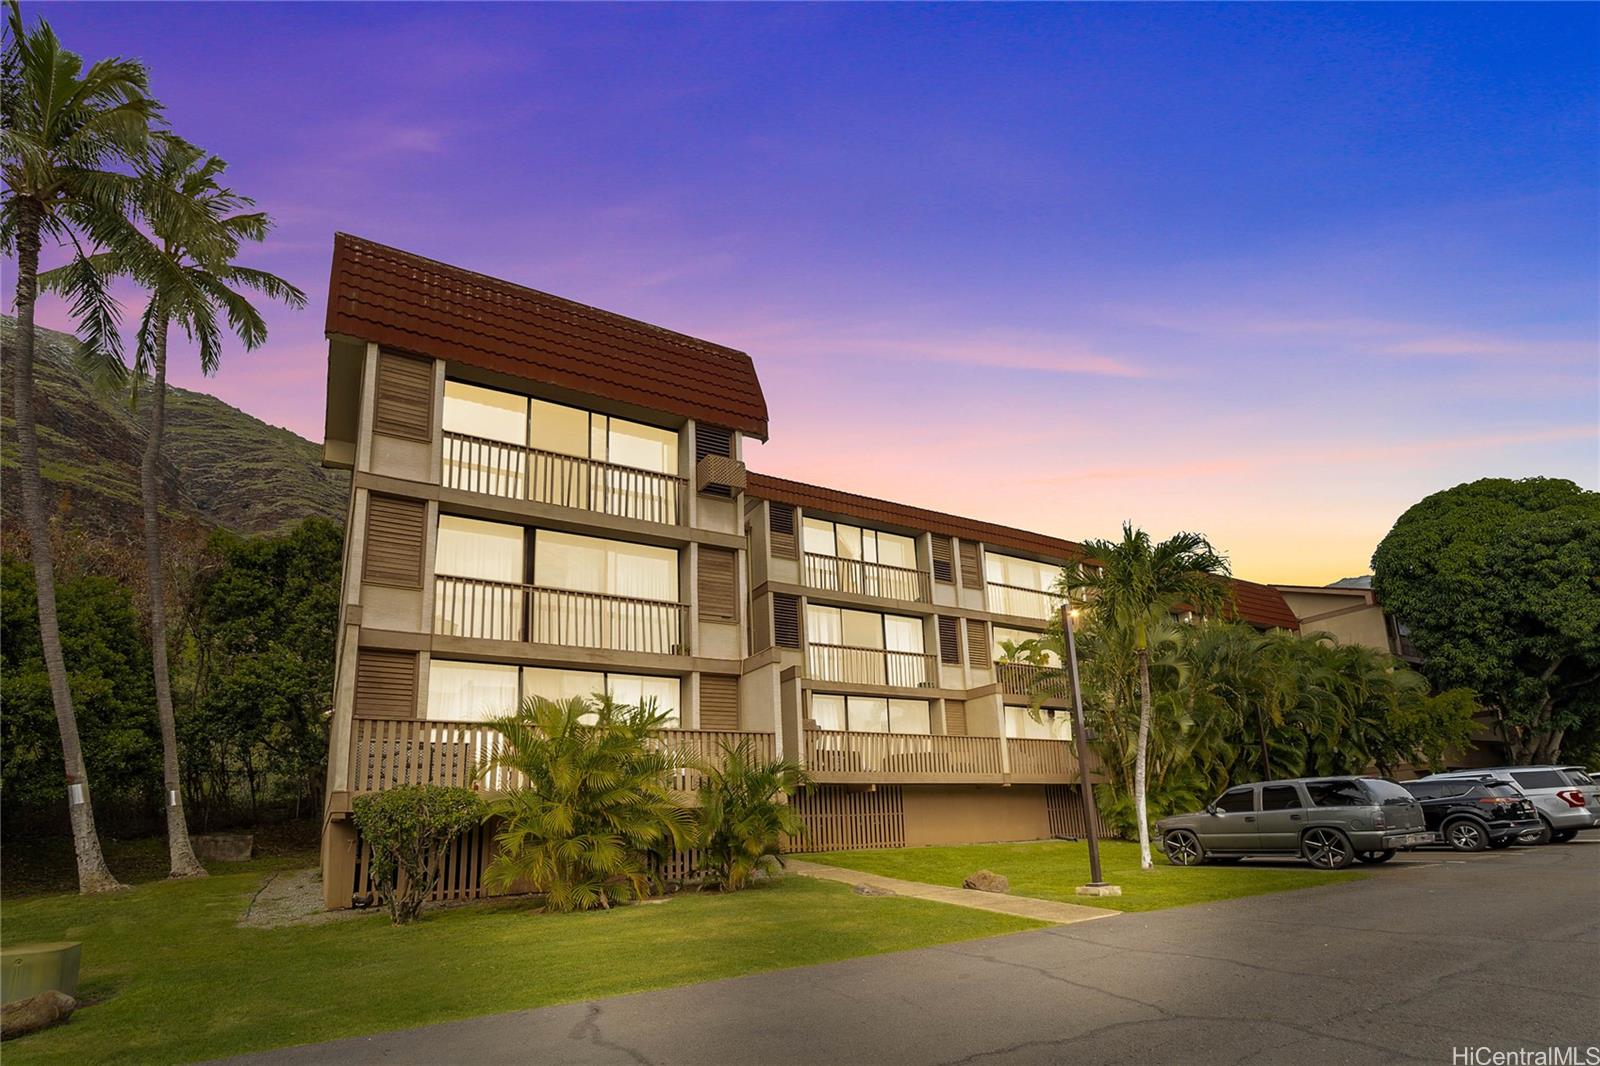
349 717 775 796
985 581 1064 621
434 575 689 655
442 431 685 525
803 729 1005 784
996 661 1068 699
806 643 937 688
803 553 930 604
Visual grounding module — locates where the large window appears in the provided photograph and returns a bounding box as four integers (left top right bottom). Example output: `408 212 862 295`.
532 530 677 601
433 517 526 640
802 517 921 600
424 660 681 726
992 625 1058 665
1004 706 1071 740
984 553 1065 619
522 667 680 726
810 694 930 735
805 605 927 686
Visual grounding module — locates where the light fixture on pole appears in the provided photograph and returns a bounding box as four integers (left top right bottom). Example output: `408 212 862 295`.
1061 601 1120 897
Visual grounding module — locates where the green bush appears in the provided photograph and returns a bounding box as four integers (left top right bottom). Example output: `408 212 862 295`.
694 740 807 892
351 785 483 924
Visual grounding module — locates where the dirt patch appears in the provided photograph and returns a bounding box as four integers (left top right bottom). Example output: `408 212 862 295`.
237 869 372 929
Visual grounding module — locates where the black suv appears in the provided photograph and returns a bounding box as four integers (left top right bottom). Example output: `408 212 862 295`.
1399 777 1541 851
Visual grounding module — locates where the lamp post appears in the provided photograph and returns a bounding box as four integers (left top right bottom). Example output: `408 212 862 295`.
1061 602 1119 896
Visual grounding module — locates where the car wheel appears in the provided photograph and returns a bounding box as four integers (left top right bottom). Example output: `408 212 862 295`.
1356 849 1396 864
1551 829 1577 844
1525 819 1553 846
1301 828 1355 870
1164 829 1204 867
1444 818 1488 852
1487 837 1514 850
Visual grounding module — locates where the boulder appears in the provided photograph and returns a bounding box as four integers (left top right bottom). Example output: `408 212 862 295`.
1 990 77 1041
192 833 254 863
962 870 1010 894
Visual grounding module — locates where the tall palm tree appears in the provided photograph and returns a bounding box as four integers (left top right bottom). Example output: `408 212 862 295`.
73 132 305 877
1062 523 1229 869
1 0 158 893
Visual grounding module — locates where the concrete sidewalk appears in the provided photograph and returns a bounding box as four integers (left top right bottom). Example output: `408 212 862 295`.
785 859 1122 925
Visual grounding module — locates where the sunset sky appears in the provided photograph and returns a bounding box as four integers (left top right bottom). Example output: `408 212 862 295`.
25 3 1600 584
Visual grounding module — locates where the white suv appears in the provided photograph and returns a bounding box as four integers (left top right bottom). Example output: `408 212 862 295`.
1421 766 1599 843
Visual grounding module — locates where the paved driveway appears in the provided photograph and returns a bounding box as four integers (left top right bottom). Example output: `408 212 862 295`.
231 842 1599 1065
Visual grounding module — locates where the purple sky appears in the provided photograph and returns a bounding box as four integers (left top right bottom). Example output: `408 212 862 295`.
24 3 1600 583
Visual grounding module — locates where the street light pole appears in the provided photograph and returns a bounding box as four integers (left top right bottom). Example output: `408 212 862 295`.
1062 602 1116 894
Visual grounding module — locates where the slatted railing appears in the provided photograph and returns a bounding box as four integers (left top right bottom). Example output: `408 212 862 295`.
803 729 1005 782
349 719 773 795
996 661 1068 698
802 553 931 603
806 643 937 688
984 581 1064 621
442 431 685 525
1006 737 1079 782
434 575 688 654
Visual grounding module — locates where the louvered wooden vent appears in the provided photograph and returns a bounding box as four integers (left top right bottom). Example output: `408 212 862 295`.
699 675 741 730
354 649 418 719
965 619 991 668
698 547 739 623
769 505 798 560
696 425 736 497
937 616 962 665
372 351 434 442
931 536 955 584
944 699 968 736
362 495 426 588
958 540 983 588
773 593 801 649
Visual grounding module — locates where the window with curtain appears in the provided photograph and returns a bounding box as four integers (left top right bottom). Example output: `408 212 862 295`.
426 660 521 721
801 517 919 597
443 381 527 445
433 517 526 640
983 553 1065 618
442 382 530 497
992 625 1058 665
1005 706 1072 740
522 666 680 726
808 693 930 734
533 530 677 601
805 607 925 685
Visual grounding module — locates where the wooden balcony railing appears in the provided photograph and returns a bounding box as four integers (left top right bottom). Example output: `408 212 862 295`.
442 431 685 525
803 553 930 603
806 643 937 688
984 581 1064 621
803 729 1005 782
434 575 688 655
350 718 774 795
996 661 1068 699
1006 737 1079 782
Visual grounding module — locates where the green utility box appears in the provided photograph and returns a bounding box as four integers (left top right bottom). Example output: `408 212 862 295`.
1 942 81 1004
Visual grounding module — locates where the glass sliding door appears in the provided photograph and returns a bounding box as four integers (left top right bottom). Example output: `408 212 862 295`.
531 530 682 653
528 398 680 523
442 381 529 498
426 660 521 721
433 516 525 640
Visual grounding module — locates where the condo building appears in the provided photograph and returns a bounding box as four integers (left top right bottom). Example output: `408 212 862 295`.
316 234 1301 907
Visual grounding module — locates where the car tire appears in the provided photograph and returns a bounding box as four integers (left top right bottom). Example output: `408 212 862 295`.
1164 829 1205 867
1526 819 1553 846
1443 818 1489 852
1356 849 1396 864
1300 827 1355 870
1487 837 1514 850
1551 829 1577 844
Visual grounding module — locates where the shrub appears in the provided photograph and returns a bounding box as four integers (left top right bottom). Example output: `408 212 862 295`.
483 694 692 912
693 740 807 891
351 784 483 924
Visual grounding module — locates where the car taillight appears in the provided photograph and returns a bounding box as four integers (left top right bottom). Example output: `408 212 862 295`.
1557 790 1586 808
1373 810 1386 829
1478 797 1512 807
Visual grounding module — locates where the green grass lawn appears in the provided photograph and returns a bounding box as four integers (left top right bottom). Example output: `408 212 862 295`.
1 857 1040 1065
806 840 1368 912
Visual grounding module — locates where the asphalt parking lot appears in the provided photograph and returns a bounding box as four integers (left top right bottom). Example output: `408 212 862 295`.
231 839 1600 1066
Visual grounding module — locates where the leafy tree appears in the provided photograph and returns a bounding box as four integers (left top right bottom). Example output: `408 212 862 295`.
1 0 159 891
1373 478 1600 763
483 694 692 912
1 555 160 825
351 784 483 925
692 739 807 892
1061 525 1229 868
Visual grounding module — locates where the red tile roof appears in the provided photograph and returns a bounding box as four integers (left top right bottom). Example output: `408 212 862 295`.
325 234 769 438
747 472 1087 562
1224 579 1301 631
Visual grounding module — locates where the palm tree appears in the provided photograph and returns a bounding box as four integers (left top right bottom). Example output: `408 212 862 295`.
482 694 693 911
74 132 305 878
693 739 807 891
1 0 158 893
1062 523 1229 869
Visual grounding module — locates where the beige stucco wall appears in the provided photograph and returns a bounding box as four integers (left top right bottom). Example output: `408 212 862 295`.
1278 590 1393 653
903 785 1052 847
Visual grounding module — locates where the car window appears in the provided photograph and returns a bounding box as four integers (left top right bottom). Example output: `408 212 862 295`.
1435 780 1472 798
1305 780 1368 808
1402 781 1438 799
1563 770 1595 786
1215 787 1255 813
1473 784 1521 798
1363 779 1416 805
1509 770 1569 790
1261 785 1301 810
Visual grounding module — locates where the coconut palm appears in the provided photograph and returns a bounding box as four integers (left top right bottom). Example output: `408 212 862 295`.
1062 524 1229 869
1 0 159 893
693 740 807 891
482 694 693 911
68 132 305 878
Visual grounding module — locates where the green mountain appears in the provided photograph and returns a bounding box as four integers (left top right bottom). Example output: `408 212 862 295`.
1 318 348 544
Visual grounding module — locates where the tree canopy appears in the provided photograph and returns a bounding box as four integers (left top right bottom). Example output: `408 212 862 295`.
1372 477 1600 763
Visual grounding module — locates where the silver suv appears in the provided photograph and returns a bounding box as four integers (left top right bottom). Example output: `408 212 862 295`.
1421 766 1600 843
1157 777 1434 870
